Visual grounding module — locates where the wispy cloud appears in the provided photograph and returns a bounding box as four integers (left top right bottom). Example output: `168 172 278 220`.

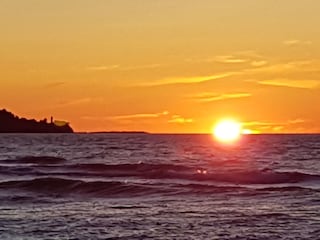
57 98 95 107
240 60 320 89
258 79 319 89
243 119 308 132
188 92 251 102
251 60 268 67
288 119 306 124
54 98 105 109
168 115 193 124
136 72 236 87
244 121 285 127
81 111 194 125
86 65 120 71
244 61 316 77
283 39 312 46
109 111 169 120
185 51 268 70
215 55 248 64
86 63 162 72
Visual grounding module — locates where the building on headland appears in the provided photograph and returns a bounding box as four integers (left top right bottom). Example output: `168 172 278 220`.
0 109 74 133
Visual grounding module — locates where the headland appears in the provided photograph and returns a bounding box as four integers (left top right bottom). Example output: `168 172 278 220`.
0 109 73 133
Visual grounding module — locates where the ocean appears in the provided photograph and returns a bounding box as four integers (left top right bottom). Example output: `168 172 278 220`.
0 133 319 239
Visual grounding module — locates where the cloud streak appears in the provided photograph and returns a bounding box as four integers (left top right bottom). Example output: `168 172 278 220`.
109 111 169 120
168 115 193 124
86 63 162 72
81 111 194 125
136 72 236 87
251 60 268 67
214 55 248 64
53 98 105 109
283 39 312 46
243 119 309 132
188 92 251 102
257 79 319 89
86 65 120 71
184 51 266 65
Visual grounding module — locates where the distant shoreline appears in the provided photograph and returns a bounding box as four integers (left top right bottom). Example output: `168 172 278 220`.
80 131 150 134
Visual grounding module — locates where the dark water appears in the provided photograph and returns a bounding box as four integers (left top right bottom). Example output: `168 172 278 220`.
0 134 319 239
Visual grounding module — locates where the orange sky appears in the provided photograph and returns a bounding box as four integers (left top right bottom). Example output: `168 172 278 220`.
1 0 320 133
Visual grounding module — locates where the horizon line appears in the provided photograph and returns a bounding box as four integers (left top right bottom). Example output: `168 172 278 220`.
75 131 320 135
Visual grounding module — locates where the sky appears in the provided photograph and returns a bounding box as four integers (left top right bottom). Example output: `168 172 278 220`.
1 0 320 133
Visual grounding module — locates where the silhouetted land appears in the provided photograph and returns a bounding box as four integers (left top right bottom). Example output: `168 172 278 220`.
0 109 73 133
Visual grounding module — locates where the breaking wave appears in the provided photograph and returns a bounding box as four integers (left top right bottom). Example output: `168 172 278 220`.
73 162 320 185
0 177 316 199
0 156 319 198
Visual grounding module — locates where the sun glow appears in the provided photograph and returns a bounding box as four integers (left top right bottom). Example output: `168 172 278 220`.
213 119 242 143
242 129 253 135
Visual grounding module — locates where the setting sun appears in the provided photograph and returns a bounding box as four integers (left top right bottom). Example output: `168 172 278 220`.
213 120 242 143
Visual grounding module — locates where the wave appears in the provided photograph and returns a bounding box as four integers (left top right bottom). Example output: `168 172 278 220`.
72 162 191 172
70 163 320 185
1 157 320 186
0 177 316 199
0 178 164 197
0 156 66 165
192 170 320 185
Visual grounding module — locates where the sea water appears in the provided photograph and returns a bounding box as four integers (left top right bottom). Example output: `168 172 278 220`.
0 133 319 239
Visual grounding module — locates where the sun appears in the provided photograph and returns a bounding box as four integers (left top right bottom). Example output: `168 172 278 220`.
213 119 242 143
